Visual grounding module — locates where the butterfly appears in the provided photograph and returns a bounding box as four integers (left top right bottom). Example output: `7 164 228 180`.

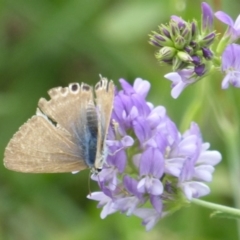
4 77 115 174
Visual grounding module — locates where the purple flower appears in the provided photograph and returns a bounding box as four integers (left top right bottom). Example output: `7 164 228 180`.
178 123 221 200
215 11 240 41
137 147 164 195
113 176 144 216
95 134 133 190
221 43 240 89
201 2 214 32
111 78 151 133
88 78 222 231
87 186 118 219
164 69 197 98
164 125 199 178
134 209 162 231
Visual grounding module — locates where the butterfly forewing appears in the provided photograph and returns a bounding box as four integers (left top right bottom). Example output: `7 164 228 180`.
94 78 115 169
38 83 94 142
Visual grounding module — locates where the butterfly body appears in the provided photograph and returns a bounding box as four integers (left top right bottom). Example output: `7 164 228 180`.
4 78 114 173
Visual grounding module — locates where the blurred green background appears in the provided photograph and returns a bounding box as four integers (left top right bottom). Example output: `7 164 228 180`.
1 0 240 239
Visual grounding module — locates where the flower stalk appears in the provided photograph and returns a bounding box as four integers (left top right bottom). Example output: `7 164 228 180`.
192 198 240 219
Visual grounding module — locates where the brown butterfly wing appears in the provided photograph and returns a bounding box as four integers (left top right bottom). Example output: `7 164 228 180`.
4 82 95 173
4 115 87 173
94 78 115 169
38 83 94 142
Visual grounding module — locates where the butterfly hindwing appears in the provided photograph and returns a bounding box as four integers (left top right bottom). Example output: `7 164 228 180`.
4 115 87 173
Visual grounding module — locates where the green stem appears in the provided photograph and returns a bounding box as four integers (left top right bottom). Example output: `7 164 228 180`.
191 198 240 218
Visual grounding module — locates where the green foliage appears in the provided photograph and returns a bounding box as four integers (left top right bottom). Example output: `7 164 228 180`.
0 0 239 239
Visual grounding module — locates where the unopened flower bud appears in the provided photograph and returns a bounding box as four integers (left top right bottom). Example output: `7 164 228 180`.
174 35 186 49
194 63 206 76
202 47 213 60
171 15 186 29
156 46 177 61
201 32 216 46
191 20 198 39
172 56 184 70
170 21 180 38
192 55 201 65
190 40 198 49
177 51 192 62
149 32 174 47
184 46 194 55
181 26 192 44
149 39 162 47
160 24 171 38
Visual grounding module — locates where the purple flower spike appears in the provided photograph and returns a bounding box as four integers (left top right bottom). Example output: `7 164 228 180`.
88 78 222 231
150 2 216 77
221 43 240 89
164 69 197 98
215 11 240 41
201 2 214 32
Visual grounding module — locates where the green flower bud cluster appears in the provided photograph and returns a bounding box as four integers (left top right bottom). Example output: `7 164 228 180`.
149 17 216 75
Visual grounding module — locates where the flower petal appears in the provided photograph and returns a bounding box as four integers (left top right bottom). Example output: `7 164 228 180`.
171 81 187 99
197 150 222 165
133 78 151 98
150 195 163 213
149 178 164 195
194 165 214 182
201 2 214 31
222 73 231 89
215 11 234 27
181 181 210 200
